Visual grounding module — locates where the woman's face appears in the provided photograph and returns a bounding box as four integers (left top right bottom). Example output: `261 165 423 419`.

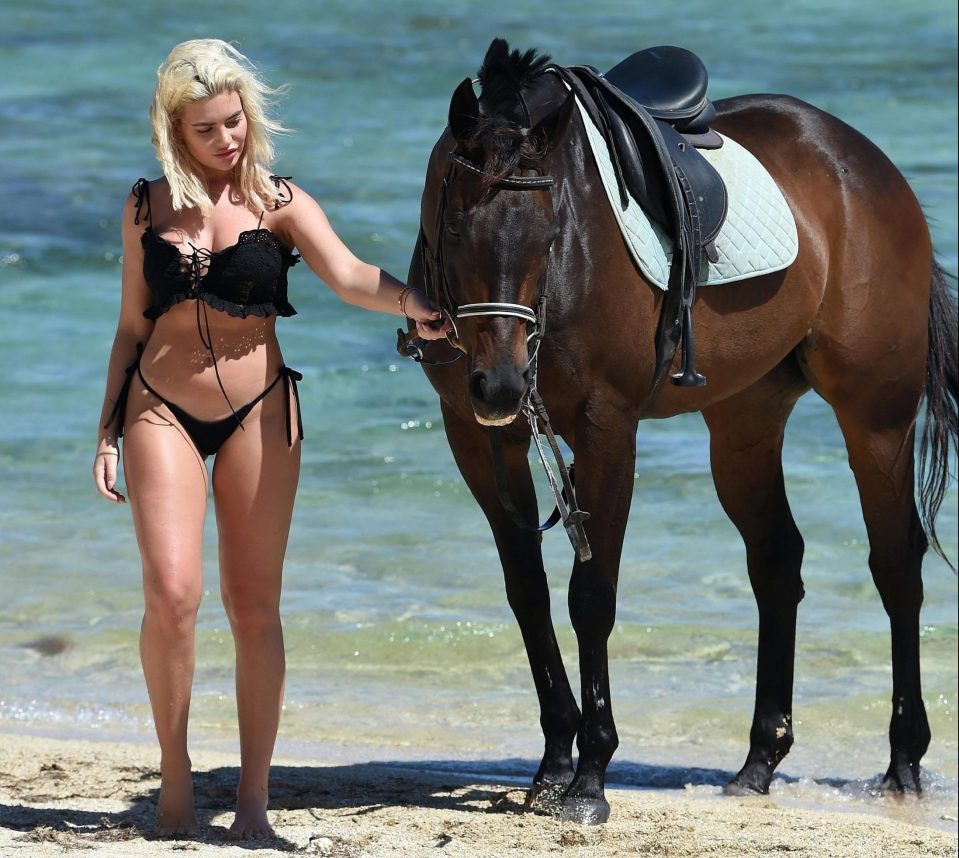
179 90 247 177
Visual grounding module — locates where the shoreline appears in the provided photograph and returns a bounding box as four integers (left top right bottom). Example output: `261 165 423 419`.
1 730 956 857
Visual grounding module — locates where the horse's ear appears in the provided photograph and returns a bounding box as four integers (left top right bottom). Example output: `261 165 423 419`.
448 77 480 141
535 90 576 151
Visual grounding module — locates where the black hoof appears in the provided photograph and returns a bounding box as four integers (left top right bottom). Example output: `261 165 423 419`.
557 795 610 825
725 762 773 796
881 755 922 794
723 779 766 797
526 779 569 814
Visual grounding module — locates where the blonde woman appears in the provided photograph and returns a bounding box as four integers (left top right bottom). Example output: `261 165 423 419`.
92 39 449 839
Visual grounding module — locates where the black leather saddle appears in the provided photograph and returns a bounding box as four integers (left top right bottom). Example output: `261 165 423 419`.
548 46 729 389
578 46 727 248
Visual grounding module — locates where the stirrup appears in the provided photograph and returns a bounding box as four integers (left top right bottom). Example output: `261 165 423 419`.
672 305 706 386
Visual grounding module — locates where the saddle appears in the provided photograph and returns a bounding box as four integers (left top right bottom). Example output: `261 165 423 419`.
549 46 728 389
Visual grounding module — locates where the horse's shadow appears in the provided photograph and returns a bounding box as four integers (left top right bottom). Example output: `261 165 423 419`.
0 757 821 849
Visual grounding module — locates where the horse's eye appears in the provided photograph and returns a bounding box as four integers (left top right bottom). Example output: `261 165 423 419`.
445 211 465 239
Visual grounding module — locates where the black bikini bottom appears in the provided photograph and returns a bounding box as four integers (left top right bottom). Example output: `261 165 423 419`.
104 345 304 458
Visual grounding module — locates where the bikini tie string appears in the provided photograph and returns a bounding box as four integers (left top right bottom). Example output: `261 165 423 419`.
281 366 304 447
103 341 144 434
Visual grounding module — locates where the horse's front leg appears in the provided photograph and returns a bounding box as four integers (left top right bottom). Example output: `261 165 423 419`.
438 401 581 808
557 409 638 824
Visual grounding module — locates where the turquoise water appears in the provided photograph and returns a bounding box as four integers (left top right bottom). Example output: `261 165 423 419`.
1 0 956 832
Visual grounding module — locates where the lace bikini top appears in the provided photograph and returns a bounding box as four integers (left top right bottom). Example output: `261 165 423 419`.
133 176 300 321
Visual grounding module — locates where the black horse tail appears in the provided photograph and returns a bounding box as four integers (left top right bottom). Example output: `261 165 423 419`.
918 258 959 571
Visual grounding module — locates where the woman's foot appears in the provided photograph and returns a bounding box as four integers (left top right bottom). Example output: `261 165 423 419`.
226 793 274 840
154 767 198 837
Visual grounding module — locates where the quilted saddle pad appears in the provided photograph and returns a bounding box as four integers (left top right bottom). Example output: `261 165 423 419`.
576 97 799 290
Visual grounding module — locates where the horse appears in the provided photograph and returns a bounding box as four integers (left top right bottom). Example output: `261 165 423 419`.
401 38 958 825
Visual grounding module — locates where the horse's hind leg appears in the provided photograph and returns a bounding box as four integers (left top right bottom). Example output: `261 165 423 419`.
830 393 930 791
438 401 581 807
702 359 810 794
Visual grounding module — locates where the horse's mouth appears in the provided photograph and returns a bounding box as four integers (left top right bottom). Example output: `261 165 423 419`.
473 411 519 427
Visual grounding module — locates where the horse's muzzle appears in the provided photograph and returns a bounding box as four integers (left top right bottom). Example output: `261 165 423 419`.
468 365 529 425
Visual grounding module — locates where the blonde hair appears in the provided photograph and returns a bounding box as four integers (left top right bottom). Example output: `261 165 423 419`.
150 39 289 215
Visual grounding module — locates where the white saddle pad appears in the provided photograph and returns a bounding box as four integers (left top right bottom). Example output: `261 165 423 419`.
576 98 799 290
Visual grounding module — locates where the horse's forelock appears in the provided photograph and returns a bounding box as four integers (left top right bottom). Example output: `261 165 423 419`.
477 42 551 116
467 40 553 186
470 119 544 187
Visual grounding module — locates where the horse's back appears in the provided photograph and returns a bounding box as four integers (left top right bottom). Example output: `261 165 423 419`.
711 94 933 409
713 94 929 245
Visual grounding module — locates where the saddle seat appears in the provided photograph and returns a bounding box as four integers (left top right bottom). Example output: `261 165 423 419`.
604 45 718 140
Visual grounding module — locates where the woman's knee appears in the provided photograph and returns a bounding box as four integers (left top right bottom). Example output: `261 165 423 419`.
142 566 202 634
221 581 282 639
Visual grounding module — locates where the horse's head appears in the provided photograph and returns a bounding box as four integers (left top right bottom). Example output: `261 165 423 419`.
422 39 575 426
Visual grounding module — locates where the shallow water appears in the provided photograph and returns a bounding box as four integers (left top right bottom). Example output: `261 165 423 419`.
1 0 956 834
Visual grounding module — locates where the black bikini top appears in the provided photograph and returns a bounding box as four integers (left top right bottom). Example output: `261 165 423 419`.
133 176 300 321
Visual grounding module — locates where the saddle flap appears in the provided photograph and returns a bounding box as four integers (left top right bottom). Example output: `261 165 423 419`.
596 85 728 245
656 120 729 245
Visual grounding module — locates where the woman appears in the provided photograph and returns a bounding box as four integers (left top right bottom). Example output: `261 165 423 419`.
92 39 449 839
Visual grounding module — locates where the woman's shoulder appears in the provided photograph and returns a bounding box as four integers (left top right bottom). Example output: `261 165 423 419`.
124 176 170 222
266 175 325 225
268 175 328 214
125 176 170 204
128 175 169 196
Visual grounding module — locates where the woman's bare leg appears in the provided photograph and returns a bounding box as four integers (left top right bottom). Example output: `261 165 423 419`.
124 398 209 836
212 387 300 839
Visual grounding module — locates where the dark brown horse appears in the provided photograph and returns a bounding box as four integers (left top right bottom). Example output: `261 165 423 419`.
403 39 958 824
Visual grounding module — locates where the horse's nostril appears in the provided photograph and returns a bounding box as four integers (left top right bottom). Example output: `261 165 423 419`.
468 370 490 402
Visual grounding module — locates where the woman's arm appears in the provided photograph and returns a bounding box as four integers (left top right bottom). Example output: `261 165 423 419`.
93 191 156 503
279 184 451 339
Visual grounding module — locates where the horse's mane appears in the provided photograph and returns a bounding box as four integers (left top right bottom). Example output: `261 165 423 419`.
473 39 553 186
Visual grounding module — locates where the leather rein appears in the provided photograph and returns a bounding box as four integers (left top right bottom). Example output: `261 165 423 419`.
407 149 592 562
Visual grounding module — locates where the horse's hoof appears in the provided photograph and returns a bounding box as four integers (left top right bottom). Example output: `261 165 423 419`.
881 757 922 794
722 779 766 797
724 763 772 796
526 780 568 814
557 795 610 826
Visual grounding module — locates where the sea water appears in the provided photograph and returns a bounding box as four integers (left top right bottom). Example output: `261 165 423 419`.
0 0 956 833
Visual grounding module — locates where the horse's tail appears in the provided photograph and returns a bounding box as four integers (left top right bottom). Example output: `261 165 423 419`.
918 258 958 570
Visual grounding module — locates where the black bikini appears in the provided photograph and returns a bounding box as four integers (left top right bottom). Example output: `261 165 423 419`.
104 177 304 457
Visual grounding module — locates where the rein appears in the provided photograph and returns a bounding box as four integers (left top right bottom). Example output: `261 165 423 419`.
404 148 592 562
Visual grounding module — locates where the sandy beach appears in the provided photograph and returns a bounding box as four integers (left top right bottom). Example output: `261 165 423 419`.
0 731 955 857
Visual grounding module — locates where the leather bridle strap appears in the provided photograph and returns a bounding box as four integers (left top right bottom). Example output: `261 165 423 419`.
447 152 555 189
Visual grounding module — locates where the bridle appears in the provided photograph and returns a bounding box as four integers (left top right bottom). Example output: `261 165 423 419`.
408 147 592 562
430 152 554 362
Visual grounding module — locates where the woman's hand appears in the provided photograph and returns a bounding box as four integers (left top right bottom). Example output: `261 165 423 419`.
401 287 453 340
93 437 126 503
